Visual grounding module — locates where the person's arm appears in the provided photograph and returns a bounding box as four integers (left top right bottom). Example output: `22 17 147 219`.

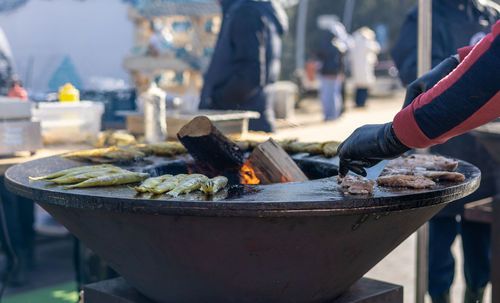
393 20 500 148
211 7 266 108
337 20 500 176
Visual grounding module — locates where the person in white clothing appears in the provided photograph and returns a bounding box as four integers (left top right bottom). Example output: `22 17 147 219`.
349 27 380 107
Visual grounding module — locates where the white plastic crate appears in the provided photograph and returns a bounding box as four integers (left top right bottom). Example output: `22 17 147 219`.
268 81 298 120
32 101 104 144
0 97 32 120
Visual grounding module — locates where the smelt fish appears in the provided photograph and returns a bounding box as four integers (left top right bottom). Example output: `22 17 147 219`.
62 146 144 162
134 174 173 193
301 142 324 155
101 148 145 161
168 174 209 197
149 142 187 156
150 174 188 194
322 141 340 158
65 172 150 189
62 147 116 159
49 167 127 184
130 144 155 156
201 176 228 195
29 164 114 181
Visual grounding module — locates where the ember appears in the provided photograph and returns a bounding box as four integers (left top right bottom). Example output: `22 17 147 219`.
240 160 260 184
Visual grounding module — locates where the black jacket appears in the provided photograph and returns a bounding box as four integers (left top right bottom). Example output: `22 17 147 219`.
392 0 498 86
315 30 345 76
0 41 13 95
199 0 288 132
391 0 499 217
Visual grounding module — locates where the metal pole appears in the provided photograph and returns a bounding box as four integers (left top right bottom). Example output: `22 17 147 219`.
492 168 500 303
295 0 308 71
416 1 432 303
342 0 356 33
493 196 500 303
417 0 432 77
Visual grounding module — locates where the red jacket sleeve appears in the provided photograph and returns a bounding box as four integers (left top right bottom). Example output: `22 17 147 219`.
458 46 474 62
393 20 500 149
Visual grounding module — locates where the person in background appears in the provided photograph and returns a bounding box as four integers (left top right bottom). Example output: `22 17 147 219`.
315 20 347 121
0 27 35 286
199 0 288 132
0 26 14 96
349 3 498 300
350 27 380 108
392 1 499 302
7 79 28 100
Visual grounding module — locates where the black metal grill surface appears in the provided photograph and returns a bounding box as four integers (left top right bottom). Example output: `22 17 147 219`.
5 153 481 217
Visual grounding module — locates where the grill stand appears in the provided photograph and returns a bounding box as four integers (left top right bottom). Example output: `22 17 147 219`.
469 124 500 303
83 277 403 303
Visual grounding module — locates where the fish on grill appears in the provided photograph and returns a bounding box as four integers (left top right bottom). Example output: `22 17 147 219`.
62 146 145 163
29 164 115 181
381 168 465 182
49 167 128 184
144 142 187 157
376 154 464 189
337 175 376 195
168 174 209 197
201 176 229 195
376 175 436 189
235 139 340 157
386 154 458 171
134 174 173 193
322 141 340 158
65 172 150 189
150 174 188 194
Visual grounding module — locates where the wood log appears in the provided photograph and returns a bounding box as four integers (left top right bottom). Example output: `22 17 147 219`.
177 116 245 172
248 138 308 185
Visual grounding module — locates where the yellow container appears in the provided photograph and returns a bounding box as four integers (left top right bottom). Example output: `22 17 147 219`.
59 83 80 102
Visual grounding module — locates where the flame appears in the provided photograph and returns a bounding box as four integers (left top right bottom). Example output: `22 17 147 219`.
281 174 288 183
240 160 260 184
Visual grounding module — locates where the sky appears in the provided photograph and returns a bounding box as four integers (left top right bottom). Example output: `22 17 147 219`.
0 0 134 92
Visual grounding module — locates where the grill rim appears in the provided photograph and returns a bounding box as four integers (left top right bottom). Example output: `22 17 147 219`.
5 154 481 217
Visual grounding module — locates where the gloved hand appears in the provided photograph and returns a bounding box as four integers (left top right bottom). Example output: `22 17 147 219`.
402 56 459 109
337 122 410 177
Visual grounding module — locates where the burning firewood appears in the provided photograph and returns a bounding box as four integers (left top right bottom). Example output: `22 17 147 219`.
178 116 245 172
247 139 308 185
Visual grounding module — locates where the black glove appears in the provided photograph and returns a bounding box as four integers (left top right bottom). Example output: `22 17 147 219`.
402 56 459 109
337 122 410 177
